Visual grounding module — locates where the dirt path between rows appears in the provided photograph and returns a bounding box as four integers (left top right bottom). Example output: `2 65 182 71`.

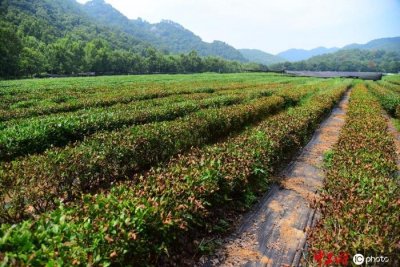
200 90 351 267
385 115 400 177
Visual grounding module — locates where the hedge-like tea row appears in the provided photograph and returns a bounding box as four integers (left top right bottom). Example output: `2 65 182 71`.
0 80 311 160
1 82 303 160
379 80 400 93
0 94 246 161
383 75 400 87
0 80 325 222
1 82 285 129
367 81 400 118
0 92 198 129
0 95 288 223
309 84 399 261
0 81 349 266
1 73 309 103
0 80 292 122
0 86 217 122
0 74 288 107
0 81 257 121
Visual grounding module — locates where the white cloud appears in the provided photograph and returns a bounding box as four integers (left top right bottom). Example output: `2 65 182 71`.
77 0 400 54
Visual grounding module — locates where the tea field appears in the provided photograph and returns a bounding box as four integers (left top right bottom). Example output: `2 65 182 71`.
0 73 398 266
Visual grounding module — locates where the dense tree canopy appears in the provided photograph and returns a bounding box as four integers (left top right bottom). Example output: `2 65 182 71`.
270 49 400 73
0 22 22 77
0 0 253 78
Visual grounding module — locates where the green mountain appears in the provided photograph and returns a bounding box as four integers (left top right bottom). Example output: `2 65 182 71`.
0 0 151 76
0 0 246 77
271 49 400 73
271 37 400 72
82 0 246 62
239 49 284 65
277 37 400 62
277 47 339 62
342 37 400 54
0 0 146 50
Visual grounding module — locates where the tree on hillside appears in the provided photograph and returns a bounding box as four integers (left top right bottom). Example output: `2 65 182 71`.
181 51 203 73
84 38 111 73
0 23 22 77
270 49 400 73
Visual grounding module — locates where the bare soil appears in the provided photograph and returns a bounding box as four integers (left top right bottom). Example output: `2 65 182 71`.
384 115 400 178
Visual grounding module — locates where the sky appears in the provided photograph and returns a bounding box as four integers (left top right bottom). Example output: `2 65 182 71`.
76 0 400 54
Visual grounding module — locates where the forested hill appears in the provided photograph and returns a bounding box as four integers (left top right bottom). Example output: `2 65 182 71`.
277 47 339 62
270 49 400 73
276 37 400 62
82 0 246 62
0 0 249 78
239 49 285 65
342 37 400 54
